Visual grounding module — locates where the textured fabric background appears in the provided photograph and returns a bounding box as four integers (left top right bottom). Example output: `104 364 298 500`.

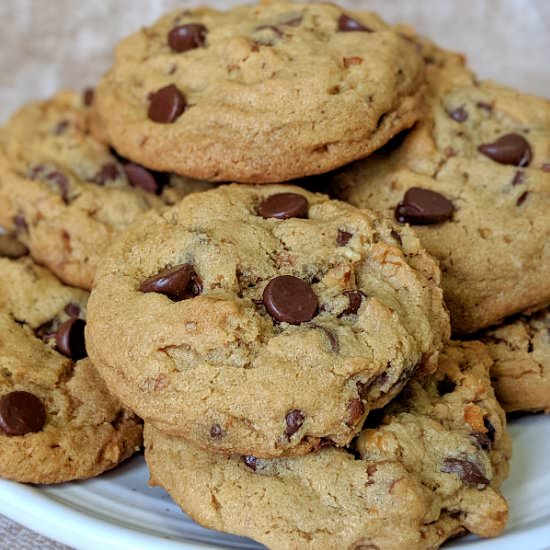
0 0 548 548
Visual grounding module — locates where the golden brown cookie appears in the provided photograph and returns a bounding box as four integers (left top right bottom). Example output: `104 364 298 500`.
146 341 510 550
0 257 142 484
94 2 425 183
0 91 214 289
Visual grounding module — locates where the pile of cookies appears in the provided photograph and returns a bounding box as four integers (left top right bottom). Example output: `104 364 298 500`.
0 2 548 548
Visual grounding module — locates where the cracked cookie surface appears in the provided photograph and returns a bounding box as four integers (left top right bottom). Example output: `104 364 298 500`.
483 308 550 413
330 33 550 334
145 341 510 550
0 91 214 289
94 2 425 183
0 257 142 484
87 184 449 457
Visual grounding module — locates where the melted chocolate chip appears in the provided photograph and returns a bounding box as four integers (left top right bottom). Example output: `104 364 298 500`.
336 229 352 246
472 432 492 451
395 187 454 225
516 190 529 206
484 417 496 442
338 14 372 32
441 457 489 487
285 409 305 436
210 424 223 439
511 170 525 186
262 276 318 324
92 163 120 185
56 318 87 360
257 193 308 219
148 84 186 123
309 323 339 352
478 133 532 167
35 320 57 342
64 303 81 318
139 264 202 301
341 290 364 316
447 106 468 122
346 398 365 427
0 391 46 436
124 163 164 194
168 23 207 52
83 88 95 106
243 455 257 471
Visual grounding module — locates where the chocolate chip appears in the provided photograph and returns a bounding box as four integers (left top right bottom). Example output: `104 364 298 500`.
511 170 525 186
53 120 70 135
477 102 493 112
257 193 308 219
124 163 163 194
484 417 496 442
341 290 364 316
516 190 529 206
168 24 207 52
46 170 70 202
139 264 202 301
285 409 305 436
0 391 46 436
346 398 365 427
309 323 339 352
148 84 186 124
437 376 456 396
472 432 492 451
35 320 57 343
338 14 372 32
395 187 454 225
441 457 489 487
64 303 81 318
262 275 317 324
83 88 95 106
210 424 223 439
243 455 257 471
447 106 468 122
56 318 87 360
478 133 532 167
336 229 352 246
92 163 120 185
13 213 28 233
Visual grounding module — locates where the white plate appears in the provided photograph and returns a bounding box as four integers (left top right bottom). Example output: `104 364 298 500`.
1 415 549 550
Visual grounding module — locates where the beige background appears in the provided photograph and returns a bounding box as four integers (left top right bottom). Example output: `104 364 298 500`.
0 0 548 548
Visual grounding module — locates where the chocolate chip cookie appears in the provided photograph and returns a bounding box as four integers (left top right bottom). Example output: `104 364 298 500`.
483 308 550 413
0 90 214 289
87 184 449 457
331 34 550 334
0 257 142 484
94 2 425 183
145 341 510 549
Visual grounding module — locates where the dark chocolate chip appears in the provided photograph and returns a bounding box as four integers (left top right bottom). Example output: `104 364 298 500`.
285 409 305 436
35 320 57 342
484 417 496 442
346 398 365 427
64 303 81 318
0 391 46 436
341 290 364 316
168 24 207 52
92 163 120 185
395 187 454 225
257 193 308 219
516 190 529 206
148 84 186 124
139 264 202 301
478 133 532 167
338 14 372 32
56 318 87 360
511 170 524 186
437 376 456 396
243 455 257 471
124 163 163 194
447 106 468 122
309 323 339 352
336 230 353 246
210 424 223 439
83 88 95 106
262 275 317 324
441 457 489 487
472 432 492 451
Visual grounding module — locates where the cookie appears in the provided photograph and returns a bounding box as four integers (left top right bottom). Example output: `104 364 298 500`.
331 34 550 334
145 341 510 550
86 184 449 457
0 91 214 289
0 257 142 484
94 2 425 183
483 308 550 413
